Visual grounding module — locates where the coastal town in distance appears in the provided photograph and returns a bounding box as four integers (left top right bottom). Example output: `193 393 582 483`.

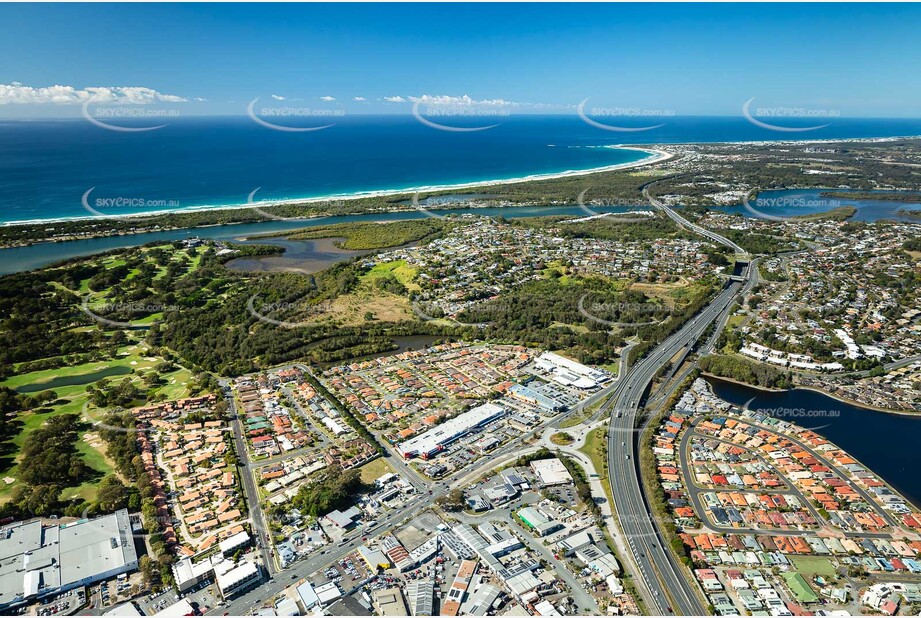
3 3 921 618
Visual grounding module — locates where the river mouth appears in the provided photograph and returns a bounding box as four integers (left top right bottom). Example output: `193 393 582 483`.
705 376 921 509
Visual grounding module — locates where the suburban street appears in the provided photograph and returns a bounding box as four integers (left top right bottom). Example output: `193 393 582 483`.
207 366 628 616
220 379 278 575
678 415 897 532
209 195 759 616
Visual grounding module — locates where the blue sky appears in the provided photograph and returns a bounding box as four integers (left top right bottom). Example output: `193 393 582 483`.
2 3 921 118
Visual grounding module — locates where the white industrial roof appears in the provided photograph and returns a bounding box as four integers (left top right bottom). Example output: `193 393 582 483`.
153 598 196 617
530 458 573 486
0 510 137 610
398 402 505 456
296 581 320 609
104 602 144 616
315 581 343 604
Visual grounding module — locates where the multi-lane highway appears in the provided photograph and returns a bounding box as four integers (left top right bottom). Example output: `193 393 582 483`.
601 190 754 615
606 281 742 615
645 186 748 256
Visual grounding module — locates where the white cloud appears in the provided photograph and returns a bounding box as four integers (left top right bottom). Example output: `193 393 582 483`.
271 94 304 102
353 96 367 102
319 95 336 102
383 96 407 103
407 94 519 107
0 83 190 105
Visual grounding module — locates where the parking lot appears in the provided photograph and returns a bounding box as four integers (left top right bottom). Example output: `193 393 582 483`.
35 588 84 616
314 551 372 591
135 588 182 615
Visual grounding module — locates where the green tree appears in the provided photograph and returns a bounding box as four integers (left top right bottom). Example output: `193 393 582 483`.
96 475 131 512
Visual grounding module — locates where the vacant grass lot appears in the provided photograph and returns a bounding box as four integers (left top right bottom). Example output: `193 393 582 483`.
358 457 396 484
579 427 614 506
361 260 421 293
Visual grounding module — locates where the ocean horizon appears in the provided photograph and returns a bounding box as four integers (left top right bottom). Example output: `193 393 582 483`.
3 114 921 225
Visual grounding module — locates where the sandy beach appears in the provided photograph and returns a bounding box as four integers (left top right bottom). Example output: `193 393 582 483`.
4 146 673 227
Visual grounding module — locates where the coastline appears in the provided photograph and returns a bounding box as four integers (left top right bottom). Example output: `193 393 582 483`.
1 146 672 228
661 133 921 147
7 133 921 228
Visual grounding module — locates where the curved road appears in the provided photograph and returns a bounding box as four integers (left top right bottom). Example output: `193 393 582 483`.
603 188 754 614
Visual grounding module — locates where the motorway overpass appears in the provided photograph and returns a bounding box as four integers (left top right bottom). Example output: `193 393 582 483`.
603 189 753 615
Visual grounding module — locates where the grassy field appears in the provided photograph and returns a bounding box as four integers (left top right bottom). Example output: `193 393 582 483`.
726 312 746 328
361 260 421 293
579 426 613 505
789 555 838 579
297 263 419 326
1 362 132 392
358 457 395 484
549 321 590 334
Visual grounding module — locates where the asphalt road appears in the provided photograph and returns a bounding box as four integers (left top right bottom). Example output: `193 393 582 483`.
645 186 748 257
221 380 277 575
453 493 601 614
606 281 742 615
207 370 625 616
601 192 753 615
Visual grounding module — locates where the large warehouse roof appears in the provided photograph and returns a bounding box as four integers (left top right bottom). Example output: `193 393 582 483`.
398 403 505 458
0 509 138 611
535 352 607 388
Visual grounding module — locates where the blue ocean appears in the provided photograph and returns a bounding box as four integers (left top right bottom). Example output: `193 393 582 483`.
2 114 921 225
